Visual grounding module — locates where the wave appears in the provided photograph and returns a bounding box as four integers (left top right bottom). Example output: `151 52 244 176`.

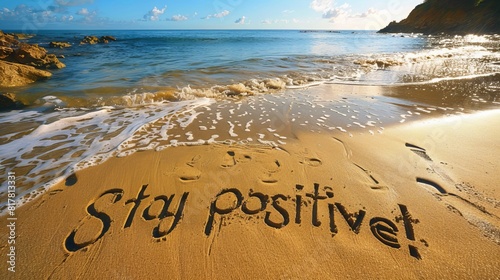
16 42 500 108
0 98 214 214
11 32 499 110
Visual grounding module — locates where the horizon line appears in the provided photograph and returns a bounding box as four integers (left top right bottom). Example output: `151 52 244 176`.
1 28 379 32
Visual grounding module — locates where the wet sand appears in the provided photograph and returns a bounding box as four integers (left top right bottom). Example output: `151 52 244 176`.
1 83 500 279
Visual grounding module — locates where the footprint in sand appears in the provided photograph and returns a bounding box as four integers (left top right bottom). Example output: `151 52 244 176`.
298 148 323 167
220 150 252 168
220 149 278 184
175 155 202 182
235 153 252 163
259 159 281 184
416 177 447 194
331 137 387 191
405 143 432 161
415 177 500 245
304 158 322 167
352 163 388 191
405 143 453 182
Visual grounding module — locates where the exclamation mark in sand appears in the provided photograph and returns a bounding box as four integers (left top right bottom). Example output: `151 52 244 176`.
398 204 422 260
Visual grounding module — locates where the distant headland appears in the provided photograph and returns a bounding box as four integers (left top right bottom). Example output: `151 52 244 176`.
379 0 500 34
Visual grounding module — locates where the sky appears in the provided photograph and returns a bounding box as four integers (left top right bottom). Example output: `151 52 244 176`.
0 0 423 30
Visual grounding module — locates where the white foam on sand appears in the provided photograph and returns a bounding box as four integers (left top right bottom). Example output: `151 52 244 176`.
0 98 214 214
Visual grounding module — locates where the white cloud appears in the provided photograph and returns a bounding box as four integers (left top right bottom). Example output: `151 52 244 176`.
169 14 188 21
77 8 89 15
0 7 13 17
310 0 349 21
322 4 350 19
75 7 97 22
0 3 107 26
311 1 381 24
203 10 230 19
61 15 74 21
322 8 341 19
143 6 166 21
261 19 272 24
282 10 295 14
214 10 230 18
310 0 333 12
235 16 246 24
0 4 60 23
355 8 378 18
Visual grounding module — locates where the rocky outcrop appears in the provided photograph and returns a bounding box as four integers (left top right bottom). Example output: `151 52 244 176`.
0 46 14 59
0 31 19 48
0 30 63 87
80 35 116 45
80 35 99 45
100 36 117 43
0 60 52 87
11 33 35 40
49 41 71 48
379 0 500 34
12 43 66 69
0 92 24 110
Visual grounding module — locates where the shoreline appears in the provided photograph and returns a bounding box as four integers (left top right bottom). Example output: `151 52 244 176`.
0 29 499 278
4 77 498 214
1 77 498 213
1 108 499 278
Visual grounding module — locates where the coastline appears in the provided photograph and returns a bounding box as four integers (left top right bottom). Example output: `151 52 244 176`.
2 104 499 278
4 76 498 213
0 28 499 278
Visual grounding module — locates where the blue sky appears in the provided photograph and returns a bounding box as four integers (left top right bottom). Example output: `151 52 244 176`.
0 0 422 30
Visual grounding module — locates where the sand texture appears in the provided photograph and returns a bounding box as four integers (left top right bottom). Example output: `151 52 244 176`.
1 106 499 279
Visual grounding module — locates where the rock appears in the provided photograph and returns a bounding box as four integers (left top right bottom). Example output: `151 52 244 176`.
0 60 52 87
12 33 35 40
81 36 98 45
0 46 14 59
379 0 500 34
0 93 24 110
0 30 62 87
80 36 99 45
80 35 116 45
100 36 116 42
49 41 71 48
0 31 19 48
12 43 66 69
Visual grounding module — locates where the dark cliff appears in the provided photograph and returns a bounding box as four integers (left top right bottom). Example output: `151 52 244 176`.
379 0 500 34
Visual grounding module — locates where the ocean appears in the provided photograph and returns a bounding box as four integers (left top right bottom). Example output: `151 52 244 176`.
0 30 499 211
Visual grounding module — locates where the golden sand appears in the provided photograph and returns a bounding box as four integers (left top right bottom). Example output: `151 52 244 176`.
2 105 499 279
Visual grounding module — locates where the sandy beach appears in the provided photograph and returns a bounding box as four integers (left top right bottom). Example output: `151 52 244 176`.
2 83 499 278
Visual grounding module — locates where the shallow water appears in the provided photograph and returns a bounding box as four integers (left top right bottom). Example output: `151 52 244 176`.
4 30 498 105
0 30 499 212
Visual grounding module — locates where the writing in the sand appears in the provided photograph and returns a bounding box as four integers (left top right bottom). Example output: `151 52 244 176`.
65 183 424 260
